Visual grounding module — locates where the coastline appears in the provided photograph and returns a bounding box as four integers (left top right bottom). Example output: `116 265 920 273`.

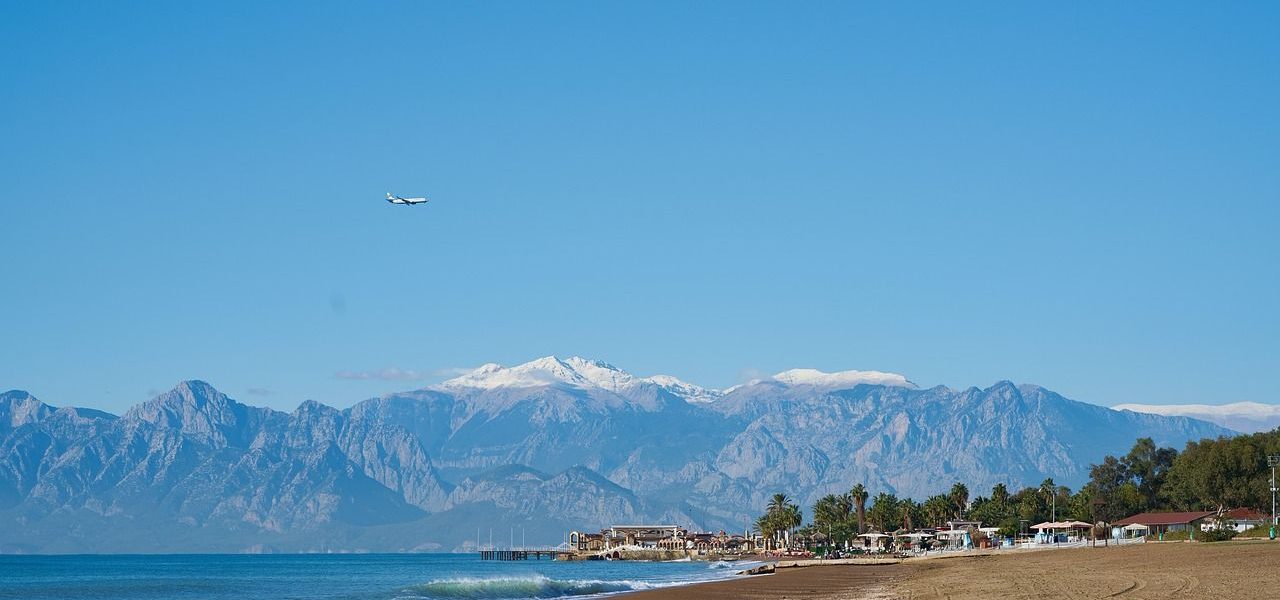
623 541 1280 600
624 562 905 600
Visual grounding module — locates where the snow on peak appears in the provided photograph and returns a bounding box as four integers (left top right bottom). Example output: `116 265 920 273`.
439 356 724 402
642 375 723 403
769 368 916 389
1113 401 1280 433
439 356 912 399
441 356 636 392
562 357 636 391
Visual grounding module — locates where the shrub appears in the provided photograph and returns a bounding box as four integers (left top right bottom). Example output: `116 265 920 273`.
1236 524 1274 538
1199 528 1237 542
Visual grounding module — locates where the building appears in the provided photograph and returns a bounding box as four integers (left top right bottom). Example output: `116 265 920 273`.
1201 508 1268 533
687 531 756 554
570 531 607 551
1114 511 1215 535
570 526 757 555
570 525 687 551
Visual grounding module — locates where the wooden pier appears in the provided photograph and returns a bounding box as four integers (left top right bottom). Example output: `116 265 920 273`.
479 549 571 560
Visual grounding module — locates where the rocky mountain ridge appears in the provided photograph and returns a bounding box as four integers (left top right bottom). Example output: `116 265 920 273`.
0 358 1231 552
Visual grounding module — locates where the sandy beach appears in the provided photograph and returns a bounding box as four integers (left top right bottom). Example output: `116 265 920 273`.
893 541 1279 599
627 541 1280 600
625 562 905 600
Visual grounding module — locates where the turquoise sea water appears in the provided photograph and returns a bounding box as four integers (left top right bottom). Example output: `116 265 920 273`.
0 554 753 600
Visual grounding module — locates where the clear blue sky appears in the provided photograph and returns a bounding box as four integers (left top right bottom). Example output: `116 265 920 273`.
2 1 1277 413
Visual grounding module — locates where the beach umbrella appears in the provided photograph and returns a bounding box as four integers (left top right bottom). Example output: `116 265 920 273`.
1122 524 1149 531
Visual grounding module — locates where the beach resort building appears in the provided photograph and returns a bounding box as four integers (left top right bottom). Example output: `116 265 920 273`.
687 531 756 554
1201 508 1269 533
1113 511 1214 535
569 525 757 555
570 525 687 551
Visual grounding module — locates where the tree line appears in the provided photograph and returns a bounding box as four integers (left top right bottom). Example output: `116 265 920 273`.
755 429 1280 542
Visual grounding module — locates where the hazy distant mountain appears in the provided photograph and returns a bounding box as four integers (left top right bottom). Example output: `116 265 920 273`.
1114 401 1280 434
0 357 1230 553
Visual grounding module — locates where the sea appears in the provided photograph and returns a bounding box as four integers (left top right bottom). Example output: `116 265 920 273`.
0 554 757 600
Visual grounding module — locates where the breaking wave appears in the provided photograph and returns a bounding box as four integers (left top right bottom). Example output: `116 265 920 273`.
401 575 660 599
706 560 735 569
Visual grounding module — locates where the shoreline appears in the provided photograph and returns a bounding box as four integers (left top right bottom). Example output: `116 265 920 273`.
622 540 1280 600
624 562 906 600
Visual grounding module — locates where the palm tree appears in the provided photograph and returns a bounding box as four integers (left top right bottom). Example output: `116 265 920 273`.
760 492 801 550
812 493 851 530
924 494 951 528
867 492 903 533
900 498 921 531
755 514 777 549
837 494 853 522
784 503 802 532
991 483 1010 507
768 493 791 515
949 482 969 520
849 483 869 534
1040 478 1058 521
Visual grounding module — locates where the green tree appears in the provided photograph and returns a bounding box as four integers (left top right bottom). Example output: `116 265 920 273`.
1162 431 1278 513
768 493 792 515
969 488 1021 535
1010 485 1049 529
1084 455 1137 521
849 483 869 534
1124 437 1177 510
756 492 803 549
923 494 951 528
755 513 778 543
900 498 923 531
812 493 852 532
991 483 1010 507
1038 478 1069 521
949 482 970 520
866 492 902 532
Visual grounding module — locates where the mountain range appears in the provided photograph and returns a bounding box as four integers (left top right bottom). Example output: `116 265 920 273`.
1112 401 1280 433
0 356 1231 553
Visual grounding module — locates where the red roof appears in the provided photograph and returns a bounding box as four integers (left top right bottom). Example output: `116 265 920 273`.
1223 508 1267 521
1114 511 1215 526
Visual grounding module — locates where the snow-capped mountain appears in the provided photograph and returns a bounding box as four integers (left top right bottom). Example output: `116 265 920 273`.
440 356 905 401
767 368 916 389
441 356 722 402
441 357 628 390
643 374 723 404
0 358 1230 553
1115 401 1280 433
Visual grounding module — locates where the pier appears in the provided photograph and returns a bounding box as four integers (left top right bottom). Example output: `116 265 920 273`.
479 549 571 560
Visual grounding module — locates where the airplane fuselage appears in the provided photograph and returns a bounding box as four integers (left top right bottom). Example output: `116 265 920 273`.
386 193 428 205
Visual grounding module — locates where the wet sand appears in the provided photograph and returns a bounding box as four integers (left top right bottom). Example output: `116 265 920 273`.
625 563 905 600
626 541 1279 599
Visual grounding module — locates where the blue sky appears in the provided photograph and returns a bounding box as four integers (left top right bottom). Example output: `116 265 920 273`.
2 1 1277 413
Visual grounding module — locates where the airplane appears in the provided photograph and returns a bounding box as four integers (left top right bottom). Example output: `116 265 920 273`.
386 192 429 206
